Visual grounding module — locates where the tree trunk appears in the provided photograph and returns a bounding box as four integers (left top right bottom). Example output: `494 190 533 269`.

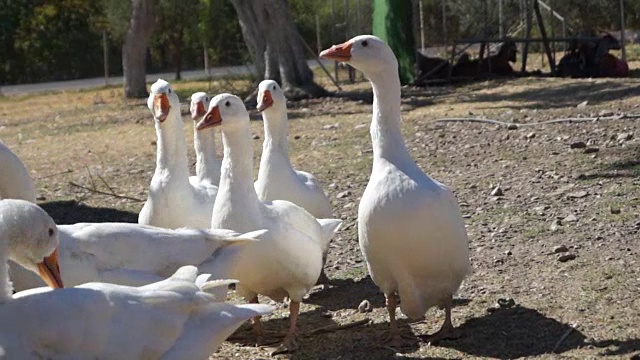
122 0 158 98
230 0 327 101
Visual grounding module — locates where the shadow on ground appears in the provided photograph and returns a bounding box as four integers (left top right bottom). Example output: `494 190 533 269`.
38 200 138 224
456 79 640 110
439 305 586 358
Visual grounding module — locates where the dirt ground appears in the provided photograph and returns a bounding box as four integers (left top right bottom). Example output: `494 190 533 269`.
1 71 639 359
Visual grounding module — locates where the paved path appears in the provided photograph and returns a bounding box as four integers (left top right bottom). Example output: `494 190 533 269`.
1 60 332 96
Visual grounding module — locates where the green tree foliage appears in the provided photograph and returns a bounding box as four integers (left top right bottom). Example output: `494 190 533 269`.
0 0 33 84
12 0 106 83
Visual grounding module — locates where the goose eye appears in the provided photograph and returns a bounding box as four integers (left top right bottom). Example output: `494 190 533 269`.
168 89 172 94
362 40 368 47
48 228 55 237
272 85 276 90
225 101 230 107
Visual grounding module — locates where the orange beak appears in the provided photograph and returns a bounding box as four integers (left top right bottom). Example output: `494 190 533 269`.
37 248 64 289
319 41 352 62
196 105 222 130
190 100 206 120
256 90 274 112
153 94 170 122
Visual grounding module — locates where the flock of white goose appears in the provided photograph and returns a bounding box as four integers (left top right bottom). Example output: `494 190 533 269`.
0 35 469 358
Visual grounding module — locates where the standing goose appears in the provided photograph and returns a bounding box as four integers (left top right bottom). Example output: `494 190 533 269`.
320 36 470 345
0 199 273 359
254 80 334 283
195 94 342 353
10 221 266 291
254 80 332 218
139 79 217 229
189 92 222 186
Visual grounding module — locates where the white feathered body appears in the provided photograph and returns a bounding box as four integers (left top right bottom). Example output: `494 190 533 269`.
10 223 257 290
359 157 470 319
0 141 36 203
204 199 338 303
255 148 332 219
1 266 272 360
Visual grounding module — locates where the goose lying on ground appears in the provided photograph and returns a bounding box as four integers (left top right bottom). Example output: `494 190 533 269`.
0 199 273 359
254 80 334 283
0 140 36 203
189 92 222 186
139 79 217 229
10 221 265 291
321 35 470 346
196 94 342 353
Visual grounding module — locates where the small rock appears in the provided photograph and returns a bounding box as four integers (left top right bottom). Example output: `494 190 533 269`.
322 124 338 130
570 141 587 149
567 191 588 199
336 190 351 199
564 214 578 223
525 132 536 139
553 245 569 253
497 298 516 308
576 100 589 108
610 207 621 214
616 132 633 142
506 124 518 130
357 299 372 313
293 135 301 140
150 140 157 146
490 185 504 197
557 253 577 262
504 250 512 256
36 196 46 201
583 147 599 154
550 219 562 232
252 134 260 140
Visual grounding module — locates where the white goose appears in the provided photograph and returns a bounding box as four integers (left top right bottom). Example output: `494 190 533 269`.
320 36 470 345
195 94 342 352
189 92 222 186
254 81 334 283
0 140 36 203
139 79 217 229
0 199 273 359
254 80 332 218
10 221 265 291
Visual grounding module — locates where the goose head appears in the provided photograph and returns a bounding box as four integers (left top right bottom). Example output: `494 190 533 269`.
147 79 179 123
196 93 248 133
256 80 286 113
0 199 63 288
320 35 397 76
190 92 210 121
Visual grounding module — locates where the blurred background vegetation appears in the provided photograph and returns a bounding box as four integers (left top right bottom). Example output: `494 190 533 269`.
1 0 638 85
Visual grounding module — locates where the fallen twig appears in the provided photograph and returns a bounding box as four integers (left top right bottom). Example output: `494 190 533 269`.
553 323 578 353
69 181 144 202
35 169 73 180
433 113 638 128
302 318 371 336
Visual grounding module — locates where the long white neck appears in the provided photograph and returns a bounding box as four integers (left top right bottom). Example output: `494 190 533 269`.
261 105 290 154
368 69 414 168
0 235 13 303
211 121 263 231
153 105 190 181
258 105 294 177
193 123 220 184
